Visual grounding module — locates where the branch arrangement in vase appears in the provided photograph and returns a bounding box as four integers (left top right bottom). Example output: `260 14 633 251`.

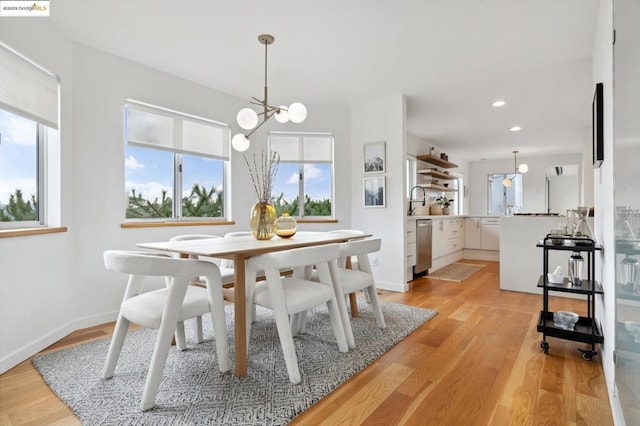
243 150 280 203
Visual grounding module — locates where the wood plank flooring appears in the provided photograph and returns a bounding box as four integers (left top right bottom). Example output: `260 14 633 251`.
0 260 613 425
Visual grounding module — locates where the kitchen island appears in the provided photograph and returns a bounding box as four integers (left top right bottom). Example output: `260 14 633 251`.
500 215 584 295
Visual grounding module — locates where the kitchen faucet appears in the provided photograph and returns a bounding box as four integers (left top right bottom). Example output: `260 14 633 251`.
408 185 426 215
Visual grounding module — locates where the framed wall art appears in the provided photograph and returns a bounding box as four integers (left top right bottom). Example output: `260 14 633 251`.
363 176 385 207
363 141 385 173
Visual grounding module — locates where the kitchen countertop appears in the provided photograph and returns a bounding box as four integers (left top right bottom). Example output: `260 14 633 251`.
406 215 499 220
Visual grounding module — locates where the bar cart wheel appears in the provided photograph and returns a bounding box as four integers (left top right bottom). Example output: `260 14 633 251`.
541 341 549 354
579 349 596 361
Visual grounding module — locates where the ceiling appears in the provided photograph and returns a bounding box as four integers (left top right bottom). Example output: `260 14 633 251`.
48 0 599 162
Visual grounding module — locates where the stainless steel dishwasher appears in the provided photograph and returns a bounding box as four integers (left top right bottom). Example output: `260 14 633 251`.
414 219 432 276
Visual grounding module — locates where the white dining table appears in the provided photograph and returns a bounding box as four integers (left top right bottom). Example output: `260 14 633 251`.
137 231 371 377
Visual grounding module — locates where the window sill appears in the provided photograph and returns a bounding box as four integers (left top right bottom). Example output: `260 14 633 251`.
121 220 236 229
296 219 338 224
0 226 68 238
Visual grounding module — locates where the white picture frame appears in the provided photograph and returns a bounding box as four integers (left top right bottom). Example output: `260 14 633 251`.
363 141 385 174
363 176 385 207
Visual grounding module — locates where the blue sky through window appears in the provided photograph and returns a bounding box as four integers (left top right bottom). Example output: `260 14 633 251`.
0 110 37 206
272 163 331 202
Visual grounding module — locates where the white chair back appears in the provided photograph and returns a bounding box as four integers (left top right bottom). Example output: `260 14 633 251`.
335 238 385 332
339 237 381 273
102 250 229 411
246 243 347 384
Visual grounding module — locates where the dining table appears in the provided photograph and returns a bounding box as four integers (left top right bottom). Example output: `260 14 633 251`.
137 230 371 377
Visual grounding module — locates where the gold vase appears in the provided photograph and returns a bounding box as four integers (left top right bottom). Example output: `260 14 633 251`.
250 202 276 240
274 212 297 238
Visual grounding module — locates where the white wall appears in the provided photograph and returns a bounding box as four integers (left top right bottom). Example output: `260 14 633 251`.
468 153 583 215
0 21 77 373
351 95 407 291
591 0 619 423
0 30 351 372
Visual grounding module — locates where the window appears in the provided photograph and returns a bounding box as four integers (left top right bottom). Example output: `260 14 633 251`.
125 101 230 221
269 132 333 218
487 173 523 215
0 43 58 229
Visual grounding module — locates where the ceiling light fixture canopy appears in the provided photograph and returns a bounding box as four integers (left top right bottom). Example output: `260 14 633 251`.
502 150 528 187
231 34 307 152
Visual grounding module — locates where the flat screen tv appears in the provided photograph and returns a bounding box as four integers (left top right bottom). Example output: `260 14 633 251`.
592 82 604 168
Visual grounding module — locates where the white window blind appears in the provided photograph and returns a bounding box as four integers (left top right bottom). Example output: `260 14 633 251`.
0 42 59 129
270 132 333 163
126 100 230 160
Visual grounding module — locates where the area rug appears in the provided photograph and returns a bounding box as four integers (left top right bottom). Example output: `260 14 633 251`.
33 299 436 425
428 262 485 282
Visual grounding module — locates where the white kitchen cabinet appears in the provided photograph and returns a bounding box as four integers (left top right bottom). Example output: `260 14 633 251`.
406 225 417 267
464 217 482 249
433 218 464 258
481 218 500 250
464 217 500 251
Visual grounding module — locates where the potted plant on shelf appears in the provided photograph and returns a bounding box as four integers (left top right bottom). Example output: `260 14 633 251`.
434 196 454 215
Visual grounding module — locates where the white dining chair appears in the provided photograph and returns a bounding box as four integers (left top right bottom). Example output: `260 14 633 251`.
335 238 385 331
245 244 348 384
168 234 234 347
102 250 230 411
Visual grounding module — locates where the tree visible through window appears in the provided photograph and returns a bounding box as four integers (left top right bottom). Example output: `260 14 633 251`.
0 109 41 224
0 42 58 229
269 132 333 217
124 101 229 220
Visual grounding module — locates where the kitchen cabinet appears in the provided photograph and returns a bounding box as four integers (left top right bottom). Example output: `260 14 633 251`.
464 217 500 250
406 225 417 268
481 218 500 250
464 218 482 249
433 218 464 258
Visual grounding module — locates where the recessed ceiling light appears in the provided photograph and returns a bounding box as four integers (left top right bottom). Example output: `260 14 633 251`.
492 100 506 107
510 126 522 132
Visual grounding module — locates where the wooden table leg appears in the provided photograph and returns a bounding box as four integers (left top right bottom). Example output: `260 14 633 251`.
233 254 247 377
349 293 359 317
345 256 358 317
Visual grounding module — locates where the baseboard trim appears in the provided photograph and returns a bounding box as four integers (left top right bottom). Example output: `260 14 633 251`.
376 281 409 293
0 311 117 374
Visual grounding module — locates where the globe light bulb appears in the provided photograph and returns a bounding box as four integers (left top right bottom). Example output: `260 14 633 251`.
503 177 512 187
274 106 290 123
232 133 250 152
518 163 529 173
237 108 258 130
288 102 307 124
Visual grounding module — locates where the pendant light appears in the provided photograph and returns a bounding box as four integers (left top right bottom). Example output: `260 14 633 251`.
231 34 307 152
503 150 528 187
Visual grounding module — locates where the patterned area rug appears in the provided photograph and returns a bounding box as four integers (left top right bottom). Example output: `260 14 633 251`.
429 262 485 282
33 300 436 425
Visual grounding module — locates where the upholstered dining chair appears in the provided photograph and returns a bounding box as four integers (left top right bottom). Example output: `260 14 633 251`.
334 238 385 332
102 250 230 411
245 244 348 384
168 234 234 347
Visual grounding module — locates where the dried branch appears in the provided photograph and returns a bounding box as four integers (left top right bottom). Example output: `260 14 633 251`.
242 150 280 203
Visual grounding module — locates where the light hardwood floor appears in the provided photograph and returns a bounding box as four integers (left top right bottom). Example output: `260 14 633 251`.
0 260 613 425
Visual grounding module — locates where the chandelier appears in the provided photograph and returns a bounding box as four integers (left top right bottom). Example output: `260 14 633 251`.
231 34 307 152
503 150 528 187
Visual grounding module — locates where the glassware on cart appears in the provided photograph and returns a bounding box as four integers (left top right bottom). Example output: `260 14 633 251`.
572 206 593 238
568 251 584 286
